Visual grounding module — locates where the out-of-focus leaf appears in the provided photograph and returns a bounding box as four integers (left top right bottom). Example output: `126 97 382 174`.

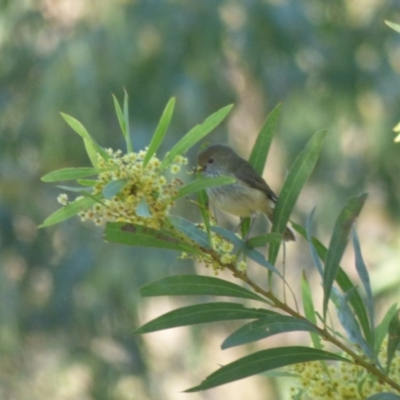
292 222 372 343
56 185 92 193
159 104 233 170
352 229 375 344
268 130 326 265
367 394 400 400
375 304 398 354
41 167 105 182
104 222 201 255
387 310 400 370
385 20 400 34
168 216 211 249
140 275 268 303
221 314 318 349
174 176 235 200
302 273 322 349
185 347 349 392
322 193 368 320
39 196 99 228
102 179 128 199
249 103 282 175
134 302 272 333
143 97 175 167
84 138 100 167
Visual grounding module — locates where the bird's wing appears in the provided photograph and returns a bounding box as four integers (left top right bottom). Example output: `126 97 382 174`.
235 163 278 203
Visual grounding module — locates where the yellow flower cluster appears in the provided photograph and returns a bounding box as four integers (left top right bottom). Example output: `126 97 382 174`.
288 338 400 399
57 148 187 230
181 224 247 273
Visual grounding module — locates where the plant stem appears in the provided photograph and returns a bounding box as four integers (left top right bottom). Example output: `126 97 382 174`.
227 265 400 393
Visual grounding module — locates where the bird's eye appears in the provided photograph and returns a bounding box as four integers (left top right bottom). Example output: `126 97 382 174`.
208 158 214 164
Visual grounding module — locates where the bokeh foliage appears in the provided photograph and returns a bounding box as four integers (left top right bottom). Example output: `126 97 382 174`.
1 1 400 399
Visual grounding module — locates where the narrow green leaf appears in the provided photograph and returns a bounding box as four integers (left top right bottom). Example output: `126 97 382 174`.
168 216 211 249
367 394 400 400
385 20 400 34
331 287 374 359
375 304 398 354
140 275 267 303
221 315 318 349
387 310 400 370
102 179 128 199
84 138 100 167
112 92 132 152
323 193 368 320
104 222 201 255
249 103 282 175
135 302 272 333
302 273 322 349
42 167 105 182
61 113 109 162
269 130 326 265
185 347 349 392
143 97 175 167
39 196 98 228
292 222 372 344
56 185 92 193
306 208 323 276
77 179 97 186
352 229 375 344
159 104 233 170
246 233 282 248
174 176 236 200
197 188 212 241
123 90 132 151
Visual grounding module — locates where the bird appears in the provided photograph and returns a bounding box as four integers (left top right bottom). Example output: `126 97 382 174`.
197 144 295 241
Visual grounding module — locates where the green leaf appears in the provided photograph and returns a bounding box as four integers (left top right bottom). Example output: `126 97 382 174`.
352 229 375 343
140 275 267 303
39 196 99 228
292 222 372 344
385 20 400 34
41 167 105 182
221 315 318 349
174 176 236 200
168 216 211 249
135 302 272 333
185 347 349 392
375 304 398 354
104 222 201 255
323 193 368 320
84 138 100 167
102 179 128 199
268 130 326 265
246 233 282 248
331 287 374 359
159 104 233 170
143 97 175 167
306 208 323 276
387 310 400 370
77 179 97 186
367 394 400 400
249 103 282 175
56 185 92 193
112 91 132 152
302 273 322 349
61 113 109 162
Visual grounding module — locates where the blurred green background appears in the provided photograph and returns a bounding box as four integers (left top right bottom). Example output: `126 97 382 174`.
2 1 400 399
